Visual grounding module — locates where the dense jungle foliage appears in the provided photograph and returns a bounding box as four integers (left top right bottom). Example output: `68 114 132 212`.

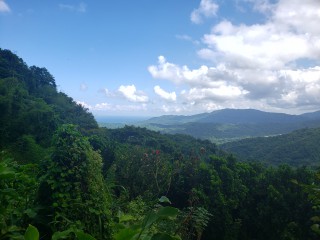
221 127 320 167
1 49 320 240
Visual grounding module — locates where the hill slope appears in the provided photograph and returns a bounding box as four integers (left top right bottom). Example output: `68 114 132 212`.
0 48 98 161
221 127 320 166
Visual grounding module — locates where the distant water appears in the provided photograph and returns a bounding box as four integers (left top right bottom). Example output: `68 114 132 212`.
95 116 150 124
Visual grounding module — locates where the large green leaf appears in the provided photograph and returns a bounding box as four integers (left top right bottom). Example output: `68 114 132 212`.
142 207 179 230
142 212 160 229
156 207 179 220
75 231 96 240
51 229 73 240
311 224 320 235
0 163 15 179
24 225 39 240
118 212 135 223
114 228 140 240
159 196 171 204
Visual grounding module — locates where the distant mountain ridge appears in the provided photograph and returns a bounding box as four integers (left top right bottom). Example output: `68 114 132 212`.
138 109 320 143
145 109 320 124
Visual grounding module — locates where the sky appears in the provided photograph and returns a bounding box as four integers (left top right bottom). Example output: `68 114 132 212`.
1 0 320 117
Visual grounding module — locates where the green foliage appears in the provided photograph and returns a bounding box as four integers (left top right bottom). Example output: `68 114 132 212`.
107 125 217 157
114 197 181 240
222 127 320 166
178 206 212 240
107 144 176 199
39 124 111 239
0 152 39 240
297 171 320 237
24 225 39 240
11 135 49 164
0 49 98 153
51 227 97 240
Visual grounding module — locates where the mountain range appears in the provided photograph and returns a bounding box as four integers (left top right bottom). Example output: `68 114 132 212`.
137 109 320 143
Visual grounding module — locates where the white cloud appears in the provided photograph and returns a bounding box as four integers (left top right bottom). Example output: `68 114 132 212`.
0 0 10 13
93 103 148 112
148 56 212 87
76 101 92 109
242 0 275 14
202 20 315 70
182 85 248 102
191 0 218 24
76 100 148 114
118 84 149 103
94 102 112 110
59 2 87 13
149 0 320 114
161 104 185 113
273 0 320 35
154 85 177 101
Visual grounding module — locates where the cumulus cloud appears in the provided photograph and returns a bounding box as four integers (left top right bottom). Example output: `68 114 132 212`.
59 2 87 13
149 0 320 114
148 56 212 87
201 20 317 70
118 84 149 103
182 86 248 102
191 0 218 24
0 0 10 12
154 85 177 101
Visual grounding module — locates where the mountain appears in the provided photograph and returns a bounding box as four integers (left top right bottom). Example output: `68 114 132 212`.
137 109 320 143
0 48 98 161
221 127 320 166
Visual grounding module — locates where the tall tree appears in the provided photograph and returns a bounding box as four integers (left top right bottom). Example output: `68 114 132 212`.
40 124 111 239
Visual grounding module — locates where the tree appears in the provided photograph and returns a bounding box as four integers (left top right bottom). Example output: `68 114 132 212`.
39 124 111 239
30 66 56 89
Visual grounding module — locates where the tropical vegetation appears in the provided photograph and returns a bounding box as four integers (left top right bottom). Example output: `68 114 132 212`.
1 48 320 240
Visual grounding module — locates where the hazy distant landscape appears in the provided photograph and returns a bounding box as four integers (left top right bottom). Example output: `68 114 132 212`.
98 109 320 144
97 109 320 167
1 0 320 239
96 116 150 128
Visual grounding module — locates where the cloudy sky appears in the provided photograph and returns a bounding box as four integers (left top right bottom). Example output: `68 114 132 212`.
1 0 320 117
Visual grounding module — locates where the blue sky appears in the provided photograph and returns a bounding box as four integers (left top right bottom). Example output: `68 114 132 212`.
1 0 320 117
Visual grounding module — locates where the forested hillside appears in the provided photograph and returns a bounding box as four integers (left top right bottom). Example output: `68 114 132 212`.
0 49 97 153
137 109 320 144
1 49 320 240
221 127 320 166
